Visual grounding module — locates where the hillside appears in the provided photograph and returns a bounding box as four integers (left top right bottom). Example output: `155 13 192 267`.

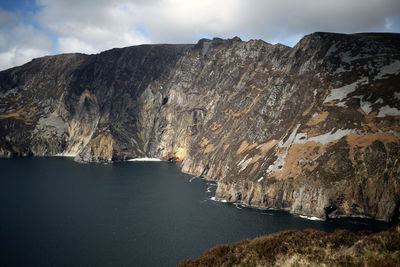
1 32 400 221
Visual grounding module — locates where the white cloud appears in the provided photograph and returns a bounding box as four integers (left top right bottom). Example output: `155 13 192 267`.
0 9 18 27
0 10 53 70
137 0 243 42
0 0 400 70
36 0 151 53
0 46 50 70
57 37 96 54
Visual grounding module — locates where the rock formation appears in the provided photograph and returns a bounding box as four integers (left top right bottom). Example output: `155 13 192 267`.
1 32 399 221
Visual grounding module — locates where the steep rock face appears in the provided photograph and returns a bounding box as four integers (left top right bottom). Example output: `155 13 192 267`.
1 33 399 221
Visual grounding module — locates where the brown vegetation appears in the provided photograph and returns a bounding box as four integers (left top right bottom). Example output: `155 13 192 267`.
179 225 400 266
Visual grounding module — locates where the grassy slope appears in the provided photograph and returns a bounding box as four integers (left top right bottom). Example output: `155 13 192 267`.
179 225 400 266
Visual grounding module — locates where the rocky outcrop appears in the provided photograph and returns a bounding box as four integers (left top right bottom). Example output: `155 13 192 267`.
1 32 400 221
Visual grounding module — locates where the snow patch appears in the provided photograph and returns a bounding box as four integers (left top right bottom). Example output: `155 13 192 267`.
375 60 400 80
360 99 372 114
308 129 358 145
335 101 347 108
377 105 400 117
312 112 319 118
293 132 308 144
353 95 372 114
394 92 400 101
339 50 368 64
282 124 301 148
323 78 367 104
267 124 301 174
332 66 351 74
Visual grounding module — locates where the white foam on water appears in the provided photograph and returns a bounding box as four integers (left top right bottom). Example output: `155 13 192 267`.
53 153 76 157
210 197 227 203
128 158 161 162
298 215 325 221
234 203 243 210
189 176 200 183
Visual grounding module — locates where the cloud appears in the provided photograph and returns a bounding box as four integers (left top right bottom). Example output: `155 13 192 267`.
36 0 151 53
0 0 400 70
0 9 53 70
136 0 243 43
37 0 400 47
135 0 400 45
0 9 18 27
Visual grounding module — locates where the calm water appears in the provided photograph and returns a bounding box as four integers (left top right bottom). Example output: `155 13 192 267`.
0 157 391 266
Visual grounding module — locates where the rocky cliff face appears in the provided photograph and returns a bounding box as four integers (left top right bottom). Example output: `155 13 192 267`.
1 32 399 222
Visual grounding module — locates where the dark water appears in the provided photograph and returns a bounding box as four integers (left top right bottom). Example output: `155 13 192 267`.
0 157 391 266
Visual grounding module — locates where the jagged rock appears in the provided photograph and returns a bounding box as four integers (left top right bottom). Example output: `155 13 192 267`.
1 32 399 221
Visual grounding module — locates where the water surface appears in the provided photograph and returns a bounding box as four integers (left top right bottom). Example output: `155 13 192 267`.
0 157 391 266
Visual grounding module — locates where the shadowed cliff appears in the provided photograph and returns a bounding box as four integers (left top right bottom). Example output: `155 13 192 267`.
1 32 400 221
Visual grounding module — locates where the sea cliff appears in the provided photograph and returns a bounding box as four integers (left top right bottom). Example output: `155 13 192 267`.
1 32 399 221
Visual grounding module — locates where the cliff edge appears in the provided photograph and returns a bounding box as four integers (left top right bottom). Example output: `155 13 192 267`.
1 33 400 221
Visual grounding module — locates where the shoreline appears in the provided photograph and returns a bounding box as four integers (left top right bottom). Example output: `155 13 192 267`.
2 154 395 225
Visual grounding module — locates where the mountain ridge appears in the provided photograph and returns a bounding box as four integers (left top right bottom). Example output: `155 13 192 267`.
1 32 399 221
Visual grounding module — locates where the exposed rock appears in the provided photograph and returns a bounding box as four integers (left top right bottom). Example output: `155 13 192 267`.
1 32 400 221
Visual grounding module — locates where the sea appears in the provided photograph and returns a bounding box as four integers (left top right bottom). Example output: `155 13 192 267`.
0 157 391 266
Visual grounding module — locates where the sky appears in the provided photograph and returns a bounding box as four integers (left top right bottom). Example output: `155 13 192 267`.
0 0 400 71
